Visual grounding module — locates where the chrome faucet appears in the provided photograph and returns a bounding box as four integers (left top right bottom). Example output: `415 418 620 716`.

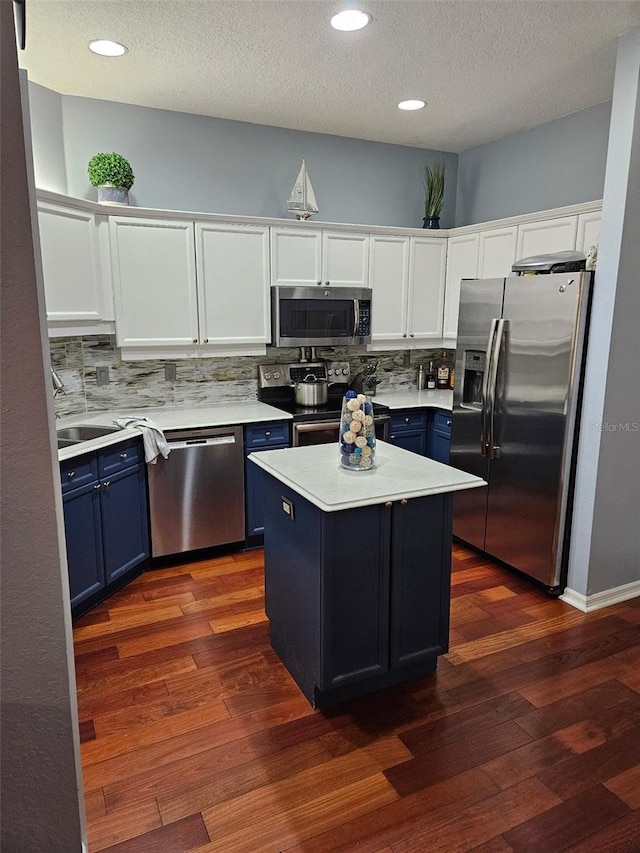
51 367 66 396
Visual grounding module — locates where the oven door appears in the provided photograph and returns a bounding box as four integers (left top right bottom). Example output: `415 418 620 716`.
293 416 389 447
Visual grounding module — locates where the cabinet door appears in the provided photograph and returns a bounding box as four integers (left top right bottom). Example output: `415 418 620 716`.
443 233 479 340
576 211 601 253
388 430 426 456
369 235 410 343
516 216 578 259
408 236 447 341
478 226 518 279
320 504 391 690
110 217 199 349
270 228 322 286
100 464 149 585
389 495 452 668
322 231 369 287
63 482 104 607
430 430 451 464
196 223 270 347
38 202 110 322
245 445 288 539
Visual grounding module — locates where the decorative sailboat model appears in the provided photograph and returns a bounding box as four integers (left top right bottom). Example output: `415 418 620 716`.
287 159 319 220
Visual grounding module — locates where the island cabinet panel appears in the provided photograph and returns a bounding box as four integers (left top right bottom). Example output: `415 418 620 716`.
262 474 453 708
62 479 105 608
320 504 391 690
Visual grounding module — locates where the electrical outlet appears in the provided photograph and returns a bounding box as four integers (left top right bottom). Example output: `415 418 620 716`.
281 497 295 520
165 363 177 382
96 366 109 386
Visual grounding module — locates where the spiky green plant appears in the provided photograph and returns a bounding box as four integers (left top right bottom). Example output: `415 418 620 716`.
87 152 135 190
423 160 445 218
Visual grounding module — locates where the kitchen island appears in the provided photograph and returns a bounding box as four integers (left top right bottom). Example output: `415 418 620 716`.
249 441 485 708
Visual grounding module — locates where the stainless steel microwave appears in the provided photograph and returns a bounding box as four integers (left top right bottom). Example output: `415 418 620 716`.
271 285 372 347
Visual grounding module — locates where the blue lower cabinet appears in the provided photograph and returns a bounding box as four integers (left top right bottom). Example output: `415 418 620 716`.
429 409 452 464
388 410 427 456
244 421 290 543
101 464 149 584
263 475 453 708
61 440 149 616
63 481 105 608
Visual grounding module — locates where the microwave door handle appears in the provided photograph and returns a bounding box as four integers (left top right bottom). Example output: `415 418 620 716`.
481 319 498 456
353 300 359 338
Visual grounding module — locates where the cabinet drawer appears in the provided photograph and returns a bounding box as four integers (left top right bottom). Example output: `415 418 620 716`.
60 453 98 493
98 438 143 477
245 421 290 448
390 410 427 432
433 410 452 435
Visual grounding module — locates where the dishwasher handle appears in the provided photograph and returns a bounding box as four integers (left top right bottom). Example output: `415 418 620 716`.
167 435 237 450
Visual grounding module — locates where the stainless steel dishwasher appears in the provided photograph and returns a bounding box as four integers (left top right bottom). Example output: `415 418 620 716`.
147 426 244 558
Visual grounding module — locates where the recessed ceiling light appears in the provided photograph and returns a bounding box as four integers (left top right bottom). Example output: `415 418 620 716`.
89 39 127 57
330 10 372 31
398 100 426 111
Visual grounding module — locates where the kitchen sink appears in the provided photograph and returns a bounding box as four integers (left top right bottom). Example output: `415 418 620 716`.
56 425 119 443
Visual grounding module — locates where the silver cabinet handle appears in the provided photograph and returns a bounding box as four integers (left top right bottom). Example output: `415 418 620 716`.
325 281 330 286
384 501 392 508
409 333 414 338
390 434 396 440
265 431 271 437
120 452 128 460
94 483 101 490
67 471 76 479
402 333 407 338
404 417 410 423
446 419 451 427
316 280 321 286
204 338 209 343
103 481 111 489
401 499 408 506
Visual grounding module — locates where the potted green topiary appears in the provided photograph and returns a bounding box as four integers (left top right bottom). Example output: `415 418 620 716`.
87 152 135 205
422 160 445 229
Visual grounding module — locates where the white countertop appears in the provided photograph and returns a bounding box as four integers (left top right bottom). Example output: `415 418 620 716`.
57 402 290 461
249 441 485 513
374 389 453 411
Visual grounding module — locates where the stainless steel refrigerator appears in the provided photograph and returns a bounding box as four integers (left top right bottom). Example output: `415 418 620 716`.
450 269 593 592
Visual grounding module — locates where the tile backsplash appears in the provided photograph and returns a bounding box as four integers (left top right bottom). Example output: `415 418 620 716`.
50 336 455 417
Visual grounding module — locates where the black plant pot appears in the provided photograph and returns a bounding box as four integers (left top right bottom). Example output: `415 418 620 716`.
422 216 440 230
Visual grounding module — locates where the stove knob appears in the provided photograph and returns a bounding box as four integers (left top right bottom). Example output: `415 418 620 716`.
341 367 349 375
273 372 281 380
264 372 272 381
327 369 334 376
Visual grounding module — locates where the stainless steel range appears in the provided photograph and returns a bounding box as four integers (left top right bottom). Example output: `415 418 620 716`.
257 360 390 447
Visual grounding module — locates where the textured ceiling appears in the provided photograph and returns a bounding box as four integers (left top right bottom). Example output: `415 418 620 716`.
19 0 640 152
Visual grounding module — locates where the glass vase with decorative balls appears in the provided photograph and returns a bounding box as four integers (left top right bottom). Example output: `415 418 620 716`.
339 392 376 471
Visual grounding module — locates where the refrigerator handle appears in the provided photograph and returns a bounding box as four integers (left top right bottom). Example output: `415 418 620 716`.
487 319 507 460
481 319 498 456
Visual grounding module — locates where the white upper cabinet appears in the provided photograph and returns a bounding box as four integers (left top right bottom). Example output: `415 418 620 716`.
370 234 446 346
270 227 369 287
321 231 369 287
478 226 518 279
443 233 479 340
408 237 447 341
369 235 410 343
576 211 601 254
270 228 322 286
195 222 270 349
516 216 578 260
110 217 199 352
37 201 113 325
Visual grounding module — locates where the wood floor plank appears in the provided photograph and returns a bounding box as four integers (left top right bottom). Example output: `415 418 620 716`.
604 763 640 808
562 809 640 852
86 798 162 852
282 768 500 853
389 778 561 853
99 814 209 853
502 785 630 853
385 720 532 797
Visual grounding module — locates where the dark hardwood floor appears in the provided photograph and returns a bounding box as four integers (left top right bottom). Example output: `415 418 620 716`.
73 544 640 852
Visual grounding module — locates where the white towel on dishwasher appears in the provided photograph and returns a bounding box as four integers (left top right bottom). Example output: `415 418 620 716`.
114 416 170 464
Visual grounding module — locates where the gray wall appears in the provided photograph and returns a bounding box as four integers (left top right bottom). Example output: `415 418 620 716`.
455 101 612 226
569 27 640 597
27 81 67 193
1 39 84 853
30 88 458 228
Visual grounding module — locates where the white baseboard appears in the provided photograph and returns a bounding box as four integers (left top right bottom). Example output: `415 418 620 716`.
561 579 640 612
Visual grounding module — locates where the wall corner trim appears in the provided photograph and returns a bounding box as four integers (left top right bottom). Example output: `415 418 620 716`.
561 580 640 613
